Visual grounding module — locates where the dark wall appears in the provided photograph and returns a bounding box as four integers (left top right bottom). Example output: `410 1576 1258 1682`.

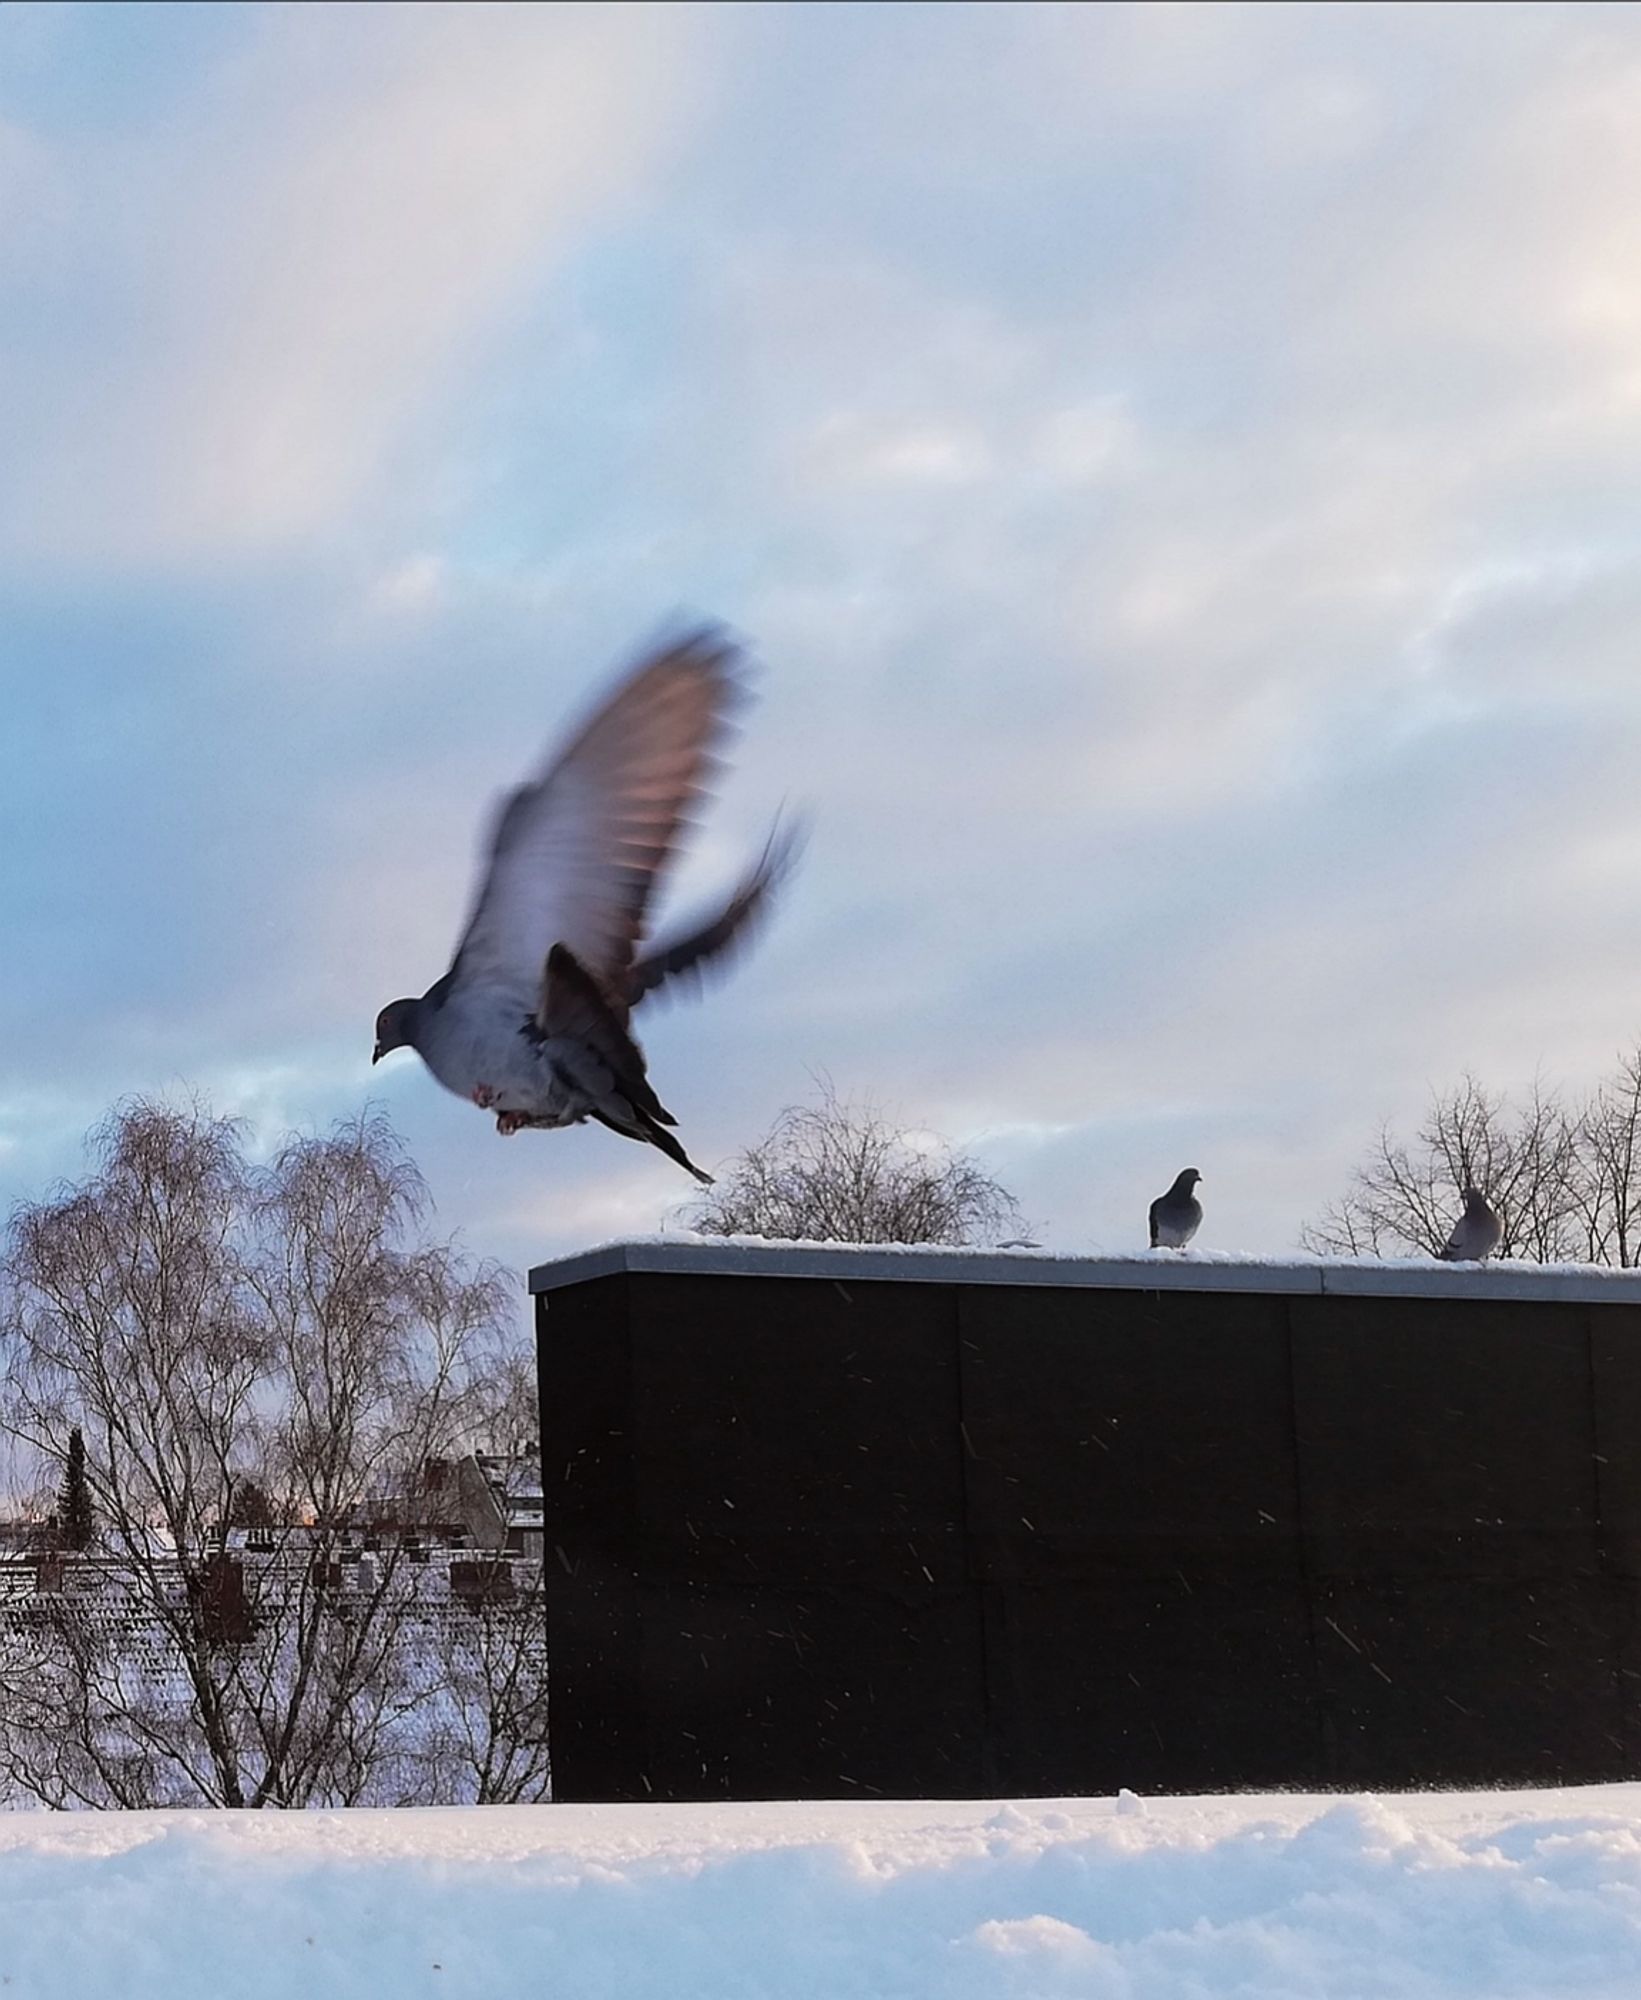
537 1271 1641 1800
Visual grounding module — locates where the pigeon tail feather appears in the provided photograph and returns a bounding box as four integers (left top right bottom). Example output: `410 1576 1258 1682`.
544 943 712 1180
588 1105 714 1183
539 943 675 1127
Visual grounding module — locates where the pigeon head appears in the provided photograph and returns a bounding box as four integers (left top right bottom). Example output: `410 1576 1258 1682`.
372 998 421 1064
1462 1185 1487 1209
1174 1168 1202 1193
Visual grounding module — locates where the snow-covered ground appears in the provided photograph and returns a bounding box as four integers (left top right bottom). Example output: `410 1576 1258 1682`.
3 1786 1641 1998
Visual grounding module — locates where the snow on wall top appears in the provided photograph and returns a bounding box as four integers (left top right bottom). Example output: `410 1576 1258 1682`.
528 1233 1641 1305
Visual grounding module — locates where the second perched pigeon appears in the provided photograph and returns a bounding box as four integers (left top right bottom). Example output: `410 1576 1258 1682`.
1148 1168 1202 1250
1439 1186 1503 1263
371 628 796 1182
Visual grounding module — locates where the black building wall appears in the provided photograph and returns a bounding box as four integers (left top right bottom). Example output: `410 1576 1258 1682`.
533 1246 1641 1802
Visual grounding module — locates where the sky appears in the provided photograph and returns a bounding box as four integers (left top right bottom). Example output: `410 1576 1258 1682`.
7 0 1641 1271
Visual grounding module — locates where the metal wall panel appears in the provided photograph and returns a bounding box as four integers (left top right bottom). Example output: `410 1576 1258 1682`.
538 1268 1641 1799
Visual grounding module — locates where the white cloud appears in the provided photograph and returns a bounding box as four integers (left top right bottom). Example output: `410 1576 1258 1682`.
1 2 707 566
365 553 450 617
803 416 992 489
17 3 1641 1270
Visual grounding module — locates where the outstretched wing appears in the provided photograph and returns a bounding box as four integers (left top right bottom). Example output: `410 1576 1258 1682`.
626 818 804 1008
448 629 747 1021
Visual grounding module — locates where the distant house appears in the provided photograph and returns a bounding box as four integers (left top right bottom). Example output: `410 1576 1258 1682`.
422 1454 544 1560
0 1455 547 1684
329 1449 542 1557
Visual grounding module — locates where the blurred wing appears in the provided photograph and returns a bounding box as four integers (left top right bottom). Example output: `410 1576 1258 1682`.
626 818 804 1008
449 629 747 1020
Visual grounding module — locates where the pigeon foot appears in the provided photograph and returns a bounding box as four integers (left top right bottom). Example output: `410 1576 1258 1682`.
495 1111 530 1136
471 1084 500 1110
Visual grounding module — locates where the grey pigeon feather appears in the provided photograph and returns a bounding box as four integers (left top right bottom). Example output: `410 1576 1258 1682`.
1439 1186 1503 1263
627 818 805 1007
371 627 796 1181
1148 1168 1202 1250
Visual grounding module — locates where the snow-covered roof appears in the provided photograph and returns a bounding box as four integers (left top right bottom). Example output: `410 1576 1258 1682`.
475 1456 542 1502
529 1233 1641 1306
473 1455 543 1529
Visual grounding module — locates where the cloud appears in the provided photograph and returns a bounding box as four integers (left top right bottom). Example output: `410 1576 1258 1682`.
0 2 705 567
10 3 1641 1273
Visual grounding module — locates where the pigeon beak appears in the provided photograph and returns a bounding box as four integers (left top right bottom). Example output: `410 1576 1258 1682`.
371 1043 385 1066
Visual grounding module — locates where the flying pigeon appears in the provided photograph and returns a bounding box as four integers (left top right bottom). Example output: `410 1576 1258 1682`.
1439 1185 1502 1263
1148 1168 1202 1250
372 628 795 1182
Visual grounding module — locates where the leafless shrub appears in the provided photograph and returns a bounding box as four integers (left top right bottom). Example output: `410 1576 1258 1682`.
689 1081 1025 1246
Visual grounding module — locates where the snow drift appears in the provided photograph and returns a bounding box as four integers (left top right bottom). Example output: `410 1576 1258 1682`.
2 1786 1640 1998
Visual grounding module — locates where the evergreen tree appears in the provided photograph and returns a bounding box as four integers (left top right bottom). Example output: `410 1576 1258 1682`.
227 1480 277 1530
59 1426 94 1551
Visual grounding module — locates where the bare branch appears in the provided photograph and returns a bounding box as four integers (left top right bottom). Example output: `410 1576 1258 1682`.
1303 1055 1641 1265
0 1099 538 1808
687 1080 1025 1247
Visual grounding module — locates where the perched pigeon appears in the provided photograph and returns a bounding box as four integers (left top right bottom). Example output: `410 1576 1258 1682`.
372 628 795 1182
1148 1168 1202 1250
1439 1186 1502 1263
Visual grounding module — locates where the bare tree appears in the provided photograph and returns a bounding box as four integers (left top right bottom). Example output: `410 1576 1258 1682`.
1575 1048 1641 1267
1302 1066 1623 1263
0 1099 533 1808
689 1082 1025 1246
467 1334 541 1459
417 1562 552 1804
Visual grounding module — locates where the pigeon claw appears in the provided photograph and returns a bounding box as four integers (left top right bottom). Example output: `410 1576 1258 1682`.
495 1111 529 1137
471 1084 500 1110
